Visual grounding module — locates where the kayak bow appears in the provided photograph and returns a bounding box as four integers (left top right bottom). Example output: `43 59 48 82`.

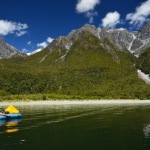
0 113 22 120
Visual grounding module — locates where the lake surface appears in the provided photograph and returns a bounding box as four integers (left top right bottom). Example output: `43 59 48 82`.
0 103 150 150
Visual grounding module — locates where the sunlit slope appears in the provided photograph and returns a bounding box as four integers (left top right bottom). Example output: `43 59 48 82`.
0 33 149 99
137 48 150 74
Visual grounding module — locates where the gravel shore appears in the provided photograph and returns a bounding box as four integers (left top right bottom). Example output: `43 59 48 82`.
1 100 150 106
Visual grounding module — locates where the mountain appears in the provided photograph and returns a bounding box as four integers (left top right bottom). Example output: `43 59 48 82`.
0 37 26 58
131 22 150 55
24 22 150 58
47 24 134 53
45 22 150 58
0 23 150 99
137 47 150 74
41 22 150 75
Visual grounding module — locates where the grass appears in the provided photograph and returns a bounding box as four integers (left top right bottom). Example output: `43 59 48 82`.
137 48 150 74
0 91 149 101
0 32 150 100
0 94 96 101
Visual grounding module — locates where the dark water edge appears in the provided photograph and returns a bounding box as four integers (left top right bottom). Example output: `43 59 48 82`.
0 104 150 150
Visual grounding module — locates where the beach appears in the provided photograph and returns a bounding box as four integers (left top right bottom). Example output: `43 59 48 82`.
1 100 150 106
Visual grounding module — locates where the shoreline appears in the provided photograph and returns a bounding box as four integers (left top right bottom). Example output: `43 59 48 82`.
1 100 150 106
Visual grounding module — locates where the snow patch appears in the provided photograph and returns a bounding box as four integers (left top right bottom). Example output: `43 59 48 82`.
128 33 136 53
97 28 101 39
65 42 72 50
39 51 52 63
117 28 125 31
107 29 113 32
55 49 70 62
137 70 150 84
134 54 140 58
107 28 125 32
55 42 72 62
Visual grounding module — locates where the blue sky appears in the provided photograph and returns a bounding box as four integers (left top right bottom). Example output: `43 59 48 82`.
0 0 150 53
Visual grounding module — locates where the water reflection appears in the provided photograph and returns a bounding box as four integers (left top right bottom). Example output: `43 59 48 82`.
0 118 22 133
1 104 150 150
143 124 150 138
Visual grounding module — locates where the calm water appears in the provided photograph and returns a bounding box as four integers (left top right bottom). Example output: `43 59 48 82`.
0 103 150 150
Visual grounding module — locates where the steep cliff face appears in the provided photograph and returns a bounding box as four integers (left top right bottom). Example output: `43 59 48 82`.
0 37 26 58
47 22 150 57
1 22 150 59
44 23 150 80
138 22 150 40
99 28 136 52
0 23 150 99
131 22 150 55
47 24 99 52
98 22 150 55
137 48 150 74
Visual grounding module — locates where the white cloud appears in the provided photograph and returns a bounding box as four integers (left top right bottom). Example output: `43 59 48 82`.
36 37 54 49
37 42 48 49
16 31 27 37
27 41 32 45
47 37 54 43
76 0 100 23
126 0 150 28
76 0 100 13
101 11 121 28
85 11 98 23
26 37 54 55
0 20 28 36
22 48 28 53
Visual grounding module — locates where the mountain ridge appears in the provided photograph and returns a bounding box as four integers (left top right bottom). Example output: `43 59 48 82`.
0 37 26 58
0 22 150 99
42 22 150 57
1 22 150 59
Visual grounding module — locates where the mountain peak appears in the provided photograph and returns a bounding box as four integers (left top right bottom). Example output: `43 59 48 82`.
130 21 150 55
45 22 150 57
81 24 96 29
138 21 150 40
0 37 26 59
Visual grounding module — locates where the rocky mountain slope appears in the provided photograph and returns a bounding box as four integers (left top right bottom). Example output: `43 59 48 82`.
31 22 149 65
37 22 150 75
137 48 150 74
0 37 26 58
0 22 150 99
131 22 150 55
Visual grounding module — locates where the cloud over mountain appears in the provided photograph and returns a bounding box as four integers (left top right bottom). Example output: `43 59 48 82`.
126 0 150 28
76 0 100 13
101 11 121 28
76 0 100 23
47 37 54 43
34 36 54 53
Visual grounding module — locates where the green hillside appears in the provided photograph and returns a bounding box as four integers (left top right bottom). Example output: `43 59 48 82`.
137 48 150 74
0 33 150 100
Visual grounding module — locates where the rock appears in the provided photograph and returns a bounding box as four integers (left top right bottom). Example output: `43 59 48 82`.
0 37 26 58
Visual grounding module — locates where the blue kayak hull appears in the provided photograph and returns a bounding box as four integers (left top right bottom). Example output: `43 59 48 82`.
0 114 22 120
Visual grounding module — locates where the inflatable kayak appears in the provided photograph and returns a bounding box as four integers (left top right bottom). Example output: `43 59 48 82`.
0 106 22 120
0 114 22 120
